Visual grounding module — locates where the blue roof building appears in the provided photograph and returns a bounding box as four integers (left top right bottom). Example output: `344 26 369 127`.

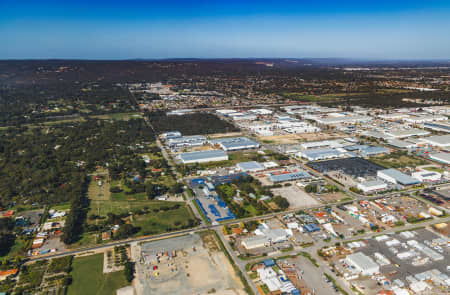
303 223 320 233
263 259 276 267
269 171 312 183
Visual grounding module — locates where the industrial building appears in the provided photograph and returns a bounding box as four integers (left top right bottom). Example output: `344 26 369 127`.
429 152 450 164
314 114 372 125
422 134 450 148
298 148 347 161
236 161 265 172
209 137 260 151
359 146 390 157
384 128 430 139
387 139 417 149
345 252 380 276
161 131 182 139
424 121 450 133
167 135 207 149
178 150 228 164
377 169 421 186
269 171 312 183
357 180 388 194
411 171 442 182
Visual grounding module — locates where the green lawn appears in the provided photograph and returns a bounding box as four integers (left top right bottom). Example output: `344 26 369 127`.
370 154 428 168
67 254 129 295
423 166 445 173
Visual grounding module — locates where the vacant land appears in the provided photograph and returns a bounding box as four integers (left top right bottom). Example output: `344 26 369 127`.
272 186 320 209
370 152 428 168
259 132 344 144
137 233 246 295
88 200 196 236
67 254 129 295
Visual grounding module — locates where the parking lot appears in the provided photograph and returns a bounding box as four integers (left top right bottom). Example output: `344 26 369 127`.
307 157 386 178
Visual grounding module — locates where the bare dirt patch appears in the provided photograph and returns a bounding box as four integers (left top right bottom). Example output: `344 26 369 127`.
259 132 345 144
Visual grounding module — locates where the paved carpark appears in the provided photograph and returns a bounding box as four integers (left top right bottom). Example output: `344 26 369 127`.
356 228 449 292
307 157 386 178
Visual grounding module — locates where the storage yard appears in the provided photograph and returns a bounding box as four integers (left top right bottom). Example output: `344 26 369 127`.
135 233 246 295
338 228 450 295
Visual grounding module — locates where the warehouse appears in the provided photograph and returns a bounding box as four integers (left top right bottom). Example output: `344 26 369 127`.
236 161 265 172
412 171 442 182
429 152 450 164
209 137 260 151
422 134 450 148
357 180 388 194
424 122 450 133
167 135 207 149
300 140 343 150
403 114 447 124
314 115 372 125
241 236 269 249
359 146 391 157
387 139 417 149
345 252 380 276
269 171 312 183
178 150 228 164
377 168 421 186
161 131 182 139
298 148 346 161
384 128 430 139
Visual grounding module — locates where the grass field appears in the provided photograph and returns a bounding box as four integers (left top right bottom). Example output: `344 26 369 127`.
423 166 445 173
88 199 196 235
369 154 428 168
282 93 339 102
91 112 142 121
67 254 129 295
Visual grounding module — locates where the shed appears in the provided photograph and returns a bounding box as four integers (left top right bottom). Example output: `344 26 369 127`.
263 259 276 267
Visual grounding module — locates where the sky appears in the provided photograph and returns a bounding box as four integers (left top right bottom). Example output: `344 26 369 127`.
1 0 450 60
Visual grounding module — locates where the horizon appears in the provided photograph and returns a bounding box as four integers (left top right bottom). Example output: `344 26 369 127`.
2 0 450 59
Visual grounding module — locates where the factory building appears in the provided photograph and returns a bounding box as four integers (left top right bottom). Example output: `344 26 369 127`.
161 131 182 139
269 171 312 183
178 150 228 164
424 121 450 133
236 161 265 172
411 171 442 182
422 134 450 148
167 135 207 149
357 180 388 194
209 137 260 151
429 152 450 164
298 148 347 161
345 252 380 276
377 169 421 186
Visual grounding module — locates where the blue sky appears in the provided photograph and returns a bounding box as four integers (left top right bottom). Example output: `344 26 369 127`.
1 0 450 59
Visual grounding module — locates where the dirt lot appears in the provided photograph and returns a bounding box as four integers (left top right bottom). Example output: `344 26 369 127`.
137 233 246 295
88 168 110 202
313 192 351 204
208 132 244 139
258 132 344 144
272 185 320 209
